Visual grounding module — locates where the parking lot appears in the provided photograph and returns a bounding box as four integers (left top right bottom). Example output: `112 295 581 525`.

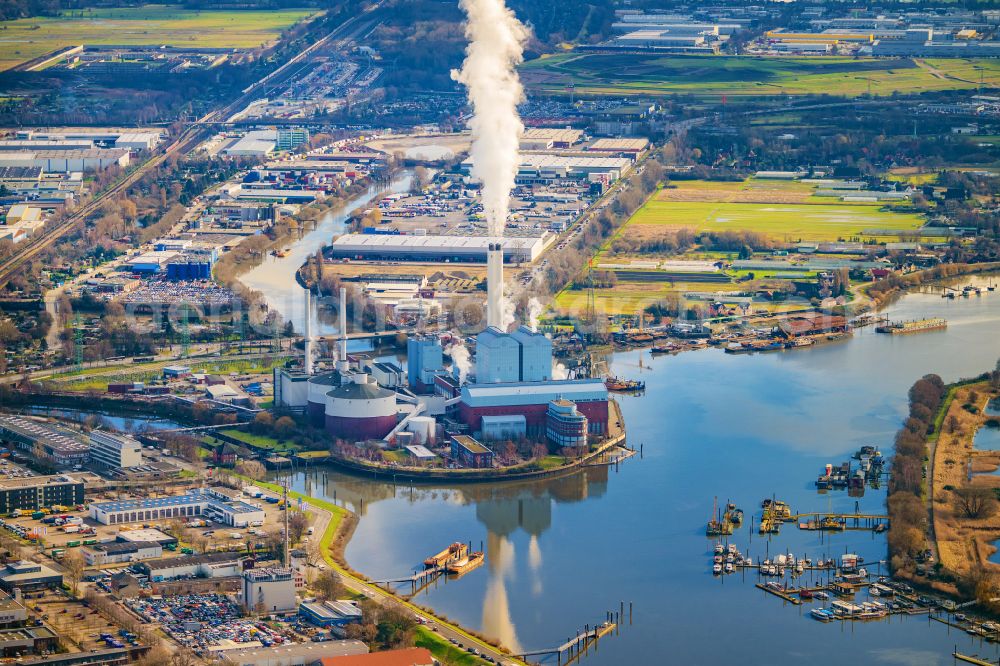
29 591 119 653
125 594 292 652
0 482 305 559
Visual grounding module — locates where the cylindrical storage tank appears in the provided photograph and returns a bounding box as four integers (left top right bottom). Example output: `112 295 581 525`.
307 372 340 428
406 416 437 445
325 377 398 440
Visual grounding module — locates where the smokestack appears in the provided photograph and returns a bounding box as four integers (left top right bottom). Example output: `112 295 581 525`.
487 242 503 329
452 0 527 331
338 287 349 372
304 290 313 375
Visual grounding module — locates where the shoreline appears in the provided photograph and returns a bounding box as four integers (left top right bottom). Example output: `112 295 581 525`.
243 476 528 665
312 400 627 484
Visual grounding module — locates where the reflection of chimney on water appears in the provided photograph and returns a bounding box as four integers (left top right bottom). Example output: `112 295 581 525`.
481 530 521 654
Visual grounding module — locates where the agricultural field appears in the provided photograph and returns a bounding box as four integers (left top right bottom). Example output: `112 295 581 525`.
619 178 928 243
519 53 1000 98
0 5 316 70
628 200 925 242
552 177 933 316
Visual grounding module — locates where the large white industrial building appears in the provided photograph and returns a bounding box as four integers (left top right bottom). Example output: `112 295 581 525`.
242 568 297 613
88 430 143 469
89 488 265 527
13 129 163 151
329 233 550 264
0 149 130 173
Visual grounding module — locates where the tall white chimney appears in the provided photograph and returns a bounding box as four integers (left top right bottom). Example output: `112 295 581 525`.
338 286 349 373
304 290 313 375
487 241 503 329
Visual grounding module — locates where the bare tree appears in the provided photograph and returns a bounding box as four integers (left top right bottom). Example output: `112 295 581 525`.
313 570 344 601
62 549 85 597
235 460 266 481
288 510 309 544
953 487 998 519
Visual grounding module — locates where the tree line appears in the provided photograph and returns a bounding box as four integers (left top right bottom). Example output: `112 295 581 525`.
887 373 946 576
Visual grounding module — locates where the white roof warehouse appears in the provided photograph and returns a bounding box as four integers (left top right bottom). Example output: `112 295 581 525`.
329 234 551 264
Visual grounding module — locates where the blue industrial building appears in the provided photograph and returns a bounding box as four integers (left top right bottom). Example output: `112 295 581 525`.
476 325 552 384
407 335 444 392
475 327 522 384
165 250 217 281
481 414 527 441
166 261 212 281
510 326 552 382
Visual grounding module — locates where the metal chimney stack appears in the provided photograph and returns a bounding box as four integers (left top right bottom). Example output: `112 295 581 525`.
338 286 349 372
486 241 503 329
303 290 313 375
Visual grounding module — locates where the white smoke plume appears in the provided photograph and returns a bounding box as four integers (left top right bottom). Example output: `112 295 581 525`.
552 362 568 380
451 0 528 239
528 297 543 332
452 0 527 329
501 294 517 332
447 341 472 384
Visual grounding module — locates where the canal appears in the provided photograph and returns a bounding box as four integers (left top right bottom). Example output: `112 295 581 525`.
268 277 1000 665
239 172 412 336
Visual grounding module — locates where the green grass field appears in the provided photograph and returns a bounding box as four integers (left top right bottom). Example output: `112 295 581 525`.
629 200 926 241
0 5 316 70
519 53 1000 98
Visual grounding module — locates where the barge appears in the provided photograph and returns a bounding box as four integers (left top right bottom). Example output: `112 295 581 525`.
875 318 947 335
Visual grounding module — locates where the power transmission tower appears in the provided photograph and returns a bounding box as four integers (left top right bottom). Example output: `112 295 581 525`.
179 315 191 358
282 481 290 568
73 316 83 372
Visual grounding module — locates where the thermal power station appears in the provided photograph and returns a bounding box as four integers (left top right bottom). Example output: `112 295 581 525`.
273 239 610 447
274 288 403 441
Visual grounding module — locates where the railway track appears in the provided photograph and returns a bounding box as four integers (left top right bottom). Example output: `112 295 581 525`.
0 5 377 291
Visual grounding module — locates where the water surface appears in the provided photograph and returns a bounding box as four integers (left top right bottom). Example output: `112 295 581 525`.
273 277 1000 665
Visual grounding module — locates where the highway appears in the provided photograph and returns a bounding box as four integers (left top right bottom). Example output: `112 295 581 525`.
0 5 379 292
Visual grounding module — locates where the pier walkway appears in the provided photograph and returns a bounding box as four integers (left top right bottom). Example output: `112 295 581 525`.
515 622 616 661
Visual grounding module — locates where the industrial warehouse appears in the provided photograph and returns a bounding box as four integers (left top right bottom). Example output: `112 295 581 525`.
328 233 551 264
89 488 265 527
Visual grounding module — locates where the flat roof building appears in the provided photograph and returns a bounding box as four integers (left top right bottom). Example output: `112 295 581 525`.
0 475 84 515
213 641 368 666
459 379 610 439
242 567 296 614
89 430 143 469
317 647 435 666
330 233 549 264
82 541 162 567
89 488 265 527
0 561 62 593
138 551 246 582
0 416 91 468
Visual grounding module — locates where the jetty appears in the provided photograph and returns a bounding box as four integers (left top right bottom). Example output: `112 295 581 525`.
515 622 616 664
953 652 996 666
756 583 801 605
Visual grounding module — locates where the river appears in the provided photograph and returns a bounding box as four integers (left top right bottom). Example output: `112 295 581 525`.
239 172 412 337
257 278 1000 666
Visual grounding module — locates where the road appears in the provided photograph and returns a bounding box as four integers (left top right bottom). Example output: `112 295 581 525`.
0 347 293 385
0 4 380 293
259 486 520 666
